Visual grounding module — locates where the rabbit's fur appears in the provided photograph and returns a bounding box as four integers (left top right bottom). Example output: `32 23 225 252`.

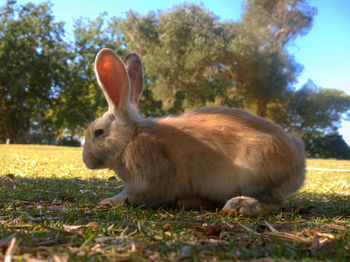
83 48 305 216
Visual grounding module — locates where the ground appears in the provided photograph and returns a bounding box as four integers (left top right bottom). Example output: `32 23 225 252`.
0 145 349 261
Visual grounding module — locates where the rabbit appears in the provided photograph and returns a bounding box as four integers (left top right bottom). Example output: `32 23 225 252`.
83 48 306 216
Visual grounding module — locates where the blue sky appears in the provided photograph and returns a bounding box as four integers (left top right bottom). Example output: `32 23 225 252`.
15 0 350 144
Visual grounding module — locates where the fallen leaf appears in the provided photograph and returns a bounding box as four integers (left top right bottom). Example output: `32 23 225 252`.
50 252 69 262
107 224 114 231
87 222 98 227
62 225 83 231
316 232 335 240
163 223 172 231
202 224 222 236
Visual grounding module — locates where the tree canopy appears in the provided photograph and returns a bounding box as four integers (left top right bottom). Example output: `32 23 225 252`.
285 80 350 135
121 5 233 113
0 0 69 143
0 0 349 158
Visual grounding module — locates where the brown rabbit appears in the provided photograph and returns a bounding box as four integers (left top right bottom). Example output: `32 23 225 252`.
83 48 305 216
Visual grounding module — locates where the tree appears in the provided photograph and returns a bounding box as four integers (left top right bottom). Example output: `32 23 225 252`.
120 1 318 118
2 0 347 150
282 80 350 135
227 29 301 117
225 0 316 117
303 132 350 159
0 0 69 143
120 4 238 114
242 0 316 48
51 14 128 139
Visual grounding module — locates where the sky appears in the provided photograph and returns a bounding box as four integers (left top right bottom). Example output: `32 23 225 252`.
15 0 350 144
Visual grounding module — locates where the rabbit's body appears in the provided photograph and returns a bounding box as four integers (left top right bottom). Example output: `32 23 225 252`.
83 49 305 216
107 107 304 210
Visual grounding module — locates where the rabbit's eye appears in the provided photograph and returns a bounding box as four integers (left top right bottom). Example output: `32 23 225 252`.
94 129 104 137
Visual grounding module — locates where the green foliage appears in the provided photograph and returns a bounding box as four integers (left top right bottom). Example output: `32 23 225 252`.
226 0 315 117
119 0 317 117
228 34 301 116
0 0 349 151
57 136 81 147
138 75 165 117
0 0 69 143
121 4 236 113
52 14 126 138
303 132 350 159
282 80 350 134
242 0 317 47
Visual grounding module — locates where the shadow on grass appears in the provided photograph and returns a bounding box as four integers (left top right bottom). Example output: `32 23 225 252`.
287 191 350 219
1 174 350 261
1 174 349 219
0 174 122 206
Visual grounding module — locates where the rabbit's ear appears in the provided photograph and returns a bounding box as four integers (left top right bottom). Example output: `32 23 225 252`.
123 53 144 104
95 48 130 113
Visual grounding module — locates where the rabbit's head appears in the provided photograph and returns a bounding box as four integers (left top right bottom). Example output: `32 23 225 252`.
83 49 144 169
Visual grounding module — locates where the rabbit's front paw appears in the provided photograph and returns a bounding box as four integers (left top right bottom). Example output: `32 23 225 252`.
221 196 264 217
99 196 125 206
99 189 128 206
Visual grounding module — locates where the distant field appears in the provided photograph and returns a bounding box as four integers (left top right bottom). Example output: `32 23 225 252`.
307 158 350 170
1 145 349 261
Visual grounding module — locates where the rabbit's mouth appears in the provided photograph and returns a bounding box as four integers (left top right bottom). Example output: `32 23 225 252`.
85 158 105 169
83 152 105 169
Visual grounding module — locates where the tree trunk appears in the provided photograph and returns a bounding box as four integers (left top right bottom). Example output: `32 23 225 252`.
256 98 267 118
6 115 19 144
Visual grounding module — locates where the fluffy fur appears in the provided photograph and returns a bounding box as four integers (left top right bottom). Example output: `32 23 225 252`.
83 48 305 216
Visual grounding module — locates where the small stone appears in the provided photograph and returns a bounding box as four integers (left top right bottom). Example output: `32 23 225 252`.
180 245 192 258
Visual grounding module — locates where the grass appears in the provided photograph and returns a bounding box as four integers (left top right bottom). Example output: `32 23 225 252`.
0 145 349 261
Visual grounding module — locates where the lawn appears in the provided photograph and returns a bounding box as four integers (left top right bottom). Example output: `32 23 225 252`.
1 145 349 261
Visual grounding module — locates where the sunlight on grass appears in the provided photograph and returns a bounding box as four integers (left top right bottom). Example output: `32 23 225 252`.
302 171 350 196
1 145 349 261
307 158 350 170
0 145 114 179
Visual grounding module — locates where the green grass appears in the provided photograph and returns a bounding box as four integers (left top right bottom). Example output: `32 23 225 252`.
1 145 349 261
